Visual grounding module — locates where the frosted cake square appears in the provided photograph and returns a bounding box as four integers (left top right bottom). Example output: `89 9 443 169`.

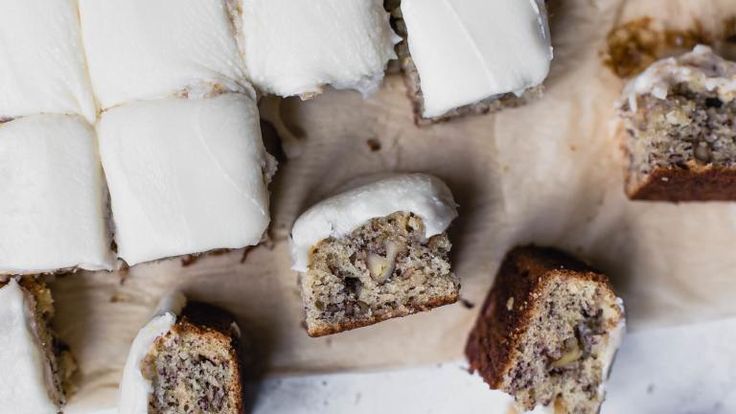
97 94 275 266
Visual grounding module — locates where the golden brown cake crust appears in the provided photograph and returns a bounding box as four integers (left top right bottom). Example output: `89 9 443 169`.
464 246 615 390
626 162 736 201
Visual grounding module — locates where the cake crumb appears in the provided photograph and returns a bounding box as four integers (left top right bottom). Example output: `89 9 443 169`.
604 17 707 78
366 138 382 152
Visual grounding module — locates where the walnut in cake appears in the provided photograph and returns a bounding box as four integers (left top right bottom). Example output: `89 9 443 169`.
291 173 460 336
465 246 625 414
618 45 736 201
301 211 459 336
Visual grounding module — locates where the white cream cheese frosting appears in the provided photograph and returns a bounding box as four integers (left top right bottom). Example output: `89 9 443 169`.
0 115 114 274
241 0 398 98
622 45 736 111
401 0 553 118
0 280 60 414
118 292 186 414
0 0 96 122
79 0 249 110
97 93 273 266
290 173 458 272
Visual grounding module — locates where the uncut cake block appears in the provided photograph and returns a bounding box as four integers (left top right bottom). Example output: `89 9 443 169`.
390 0 553 125
0 278 76 414
119 293 243 414
0 0 96 122
79 0 249 109
97 93 275 266
618 45 736 201
241 0 397 98
466 246 625 414
291 173 460 337
0 115 114 274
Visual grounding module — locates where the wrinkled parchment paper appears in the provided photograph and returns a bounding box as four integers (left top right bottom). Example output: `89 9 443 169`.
59 0 736 410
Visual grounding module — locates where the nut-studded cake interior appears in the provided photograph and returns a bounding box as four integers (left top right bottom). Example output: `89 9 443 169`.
466 247 624 413
301 211 459 336
501 275 622 413
621 84 736 188
142 321 240 414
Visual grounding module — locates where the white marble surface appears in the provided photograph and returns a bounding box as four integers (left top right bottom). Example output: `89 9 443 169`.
79 300 736 414
250 317 736 414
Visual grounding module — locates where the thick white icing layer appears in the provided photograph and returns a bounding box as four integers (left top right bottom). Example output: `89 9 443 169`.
0 0 96 122
79 0 249 109
118 293 186 414
242 0 398 97
401 0 553 118
98 94 272 266
623 45 736 111
290 173 458 272
0 280 59 414
0 115 114 274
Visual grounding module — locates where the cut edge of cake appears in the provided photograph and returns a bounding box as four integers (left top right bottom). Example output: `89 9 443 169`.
120 296 245 414
300 211 460 337
618 45 736 201
465 246 625 413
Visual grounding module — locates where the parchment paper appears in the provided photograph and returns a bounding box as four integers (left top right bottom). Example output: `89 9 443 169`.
58 0 736 410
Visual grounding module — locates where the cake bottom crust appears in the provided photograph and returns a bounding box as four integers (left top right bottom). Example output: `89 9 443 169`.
626 162 736 201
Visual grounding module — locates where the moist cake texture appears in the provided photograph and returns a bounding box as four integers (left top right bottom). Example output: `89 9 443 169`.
119 295 243 414
619 45 736 200
301 211 459 336
291 173 459 336
466 246 624 414
142 303 242 414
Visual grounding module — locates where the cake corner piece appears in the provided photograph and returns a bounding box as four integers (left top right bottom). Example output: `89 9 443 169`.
120 294 244 414
465 246 625 413
391 0 552 125
292 173 460 337
0 277 76 414
618 45 736 202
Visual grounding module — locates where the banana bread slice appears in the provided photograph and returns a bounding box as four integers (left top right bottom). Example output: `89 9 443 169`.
465 246 625 414
120 295 243 414
387 0 551 125
291 173 460 337
301 211 459 337
0 278 76 414
618 45 736 201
